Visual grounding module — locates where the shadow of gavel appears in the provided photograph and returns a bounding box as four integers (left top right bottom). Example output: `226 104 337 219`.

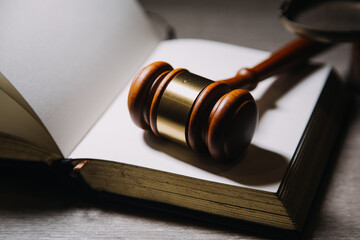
128 38 331 162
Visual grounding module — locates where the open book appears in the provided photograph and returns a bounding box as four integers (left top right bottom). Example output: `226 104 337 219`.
0 0 348 233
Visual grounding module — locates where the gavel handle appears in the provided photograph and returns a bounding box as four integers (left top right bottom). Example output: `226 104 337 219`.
219 38 333 90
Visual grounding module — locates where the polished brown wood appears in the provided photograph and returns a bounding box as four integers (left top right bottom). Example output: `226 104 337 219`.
128 61 173 130
3 2 357 238
207 89 257 161
219 37 332 90
128 38 331 161
187 81 232 152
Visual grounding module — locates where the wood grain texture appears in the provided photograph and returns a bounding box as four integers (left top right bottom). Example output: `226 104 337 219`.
0 0 359 239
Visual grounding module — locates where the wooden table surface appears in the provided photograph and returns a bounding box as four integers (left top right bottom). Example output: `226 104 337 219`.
1 0 359 239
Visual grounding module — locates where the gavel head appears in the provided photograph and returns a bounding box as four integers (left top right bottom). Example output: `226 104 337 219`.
128 61 258 162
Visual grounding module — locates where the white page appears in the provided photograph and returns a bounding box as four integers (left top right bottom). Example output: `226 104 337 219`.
70 39 330 193
0 0 161 157
0 88 59 154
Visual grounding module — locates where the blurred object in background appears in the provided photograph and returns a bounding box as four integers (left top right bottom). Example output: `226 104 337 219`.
280 0 360 90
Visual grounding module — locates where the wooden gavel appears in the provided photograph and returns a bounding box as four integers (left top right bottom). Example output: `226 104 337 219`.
128 38 331 162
